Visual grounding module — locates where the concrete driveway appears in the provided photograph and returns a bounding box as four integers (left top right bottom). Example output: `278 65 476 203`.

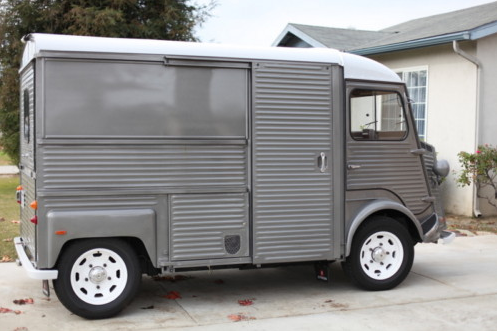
2 235 497 331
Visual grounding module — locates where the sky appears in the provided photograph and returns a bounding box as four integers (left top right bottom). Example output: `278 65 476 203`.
193 0 496 46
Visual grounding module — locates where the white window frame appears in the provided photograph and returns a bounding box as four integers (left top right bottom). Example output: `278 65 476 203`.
395 66 429 141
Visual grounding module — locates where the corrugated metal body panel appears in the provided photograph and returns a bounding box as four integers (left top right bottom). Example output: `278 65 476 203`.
170 193 249 261
252 62 334 263
19 64 37 259
38 145 247 190
42 195 159 209
421 145 443 216
20 64 35 170
347 141 431 214
20 173 36 258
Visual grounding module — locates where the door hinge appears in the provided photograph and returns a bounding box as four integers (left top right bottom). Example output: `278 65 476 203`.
421 196 436 203
410 148 427 155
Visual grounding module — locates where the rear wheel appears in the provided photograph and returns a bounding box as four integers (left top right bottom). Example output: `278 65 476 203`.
53 239 141 319
343 217 414 291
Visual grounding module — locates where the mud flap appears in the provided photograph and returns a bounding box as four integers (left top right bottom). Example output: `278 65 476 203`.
314 262 329 282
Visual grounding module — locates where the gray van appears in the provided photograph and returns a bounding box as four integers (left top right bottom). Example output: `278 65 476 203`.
15 33 453 319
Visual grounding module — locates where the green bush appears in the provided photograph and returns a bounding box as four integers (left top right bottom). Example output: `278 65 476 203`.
457 144 497 210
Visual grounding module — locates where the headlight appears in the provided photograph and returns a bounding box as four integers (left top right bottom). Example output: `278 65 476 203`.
434 159 450 178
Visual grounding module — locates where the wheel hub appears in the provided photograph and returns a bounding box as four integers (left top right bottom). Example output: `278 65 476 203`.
372 247 387 263
359 231 405 281
89 266 107 284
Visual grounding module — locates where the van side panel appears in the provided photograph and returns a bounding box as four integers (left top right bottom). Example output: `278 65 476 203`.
34 57 251 269
252 62 335 263
45 208 156 267
170 193 249 261
36 144 248 190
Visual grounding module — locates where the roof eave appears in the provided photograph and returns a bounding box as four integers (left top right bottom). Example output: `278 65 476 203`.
350 32 470 55
470 20 497 40
350 21 497 56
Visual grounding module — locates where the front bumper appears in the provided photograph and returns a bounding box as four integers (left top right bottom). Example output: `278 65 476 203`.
440 230 456 244
423 215 455 244
14 237 58 280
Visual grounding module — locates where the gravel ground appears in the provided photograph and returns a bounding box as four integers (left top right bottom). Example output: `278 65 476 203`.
447 214 497 236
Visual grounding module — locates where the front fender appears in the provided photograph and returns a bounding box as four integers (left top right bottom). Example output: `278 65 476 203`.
46 209 156 268
346 200 423 257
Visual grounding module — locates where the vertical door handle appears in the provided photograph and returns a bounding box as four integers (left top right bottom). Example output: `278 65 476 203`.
318 152 328 173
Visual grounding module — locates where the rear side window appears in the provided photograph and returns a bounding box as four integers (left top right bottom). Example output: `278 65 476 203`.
44 60 248 139
23 89 30 143
350 89 407 141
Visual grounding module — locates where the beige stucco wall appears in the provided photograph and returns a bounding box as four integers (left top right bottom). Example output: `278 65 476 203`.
370 43 478 216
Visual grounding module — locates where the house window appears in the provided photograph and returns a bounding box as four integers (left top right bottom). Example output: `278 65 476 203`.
397 69 428 141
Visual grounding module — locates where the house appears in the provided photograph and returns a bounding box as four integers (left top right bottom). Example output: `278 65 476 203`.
273 2 497 216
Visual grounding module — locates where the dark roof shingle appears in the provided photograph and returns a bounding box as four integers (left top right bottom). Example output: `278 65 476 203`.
285 1 497 52
288 24 389 50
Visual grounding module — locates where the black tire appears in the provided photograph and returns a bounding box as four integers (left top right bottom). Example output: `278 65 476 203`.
53 238 141 319
342 217 414 291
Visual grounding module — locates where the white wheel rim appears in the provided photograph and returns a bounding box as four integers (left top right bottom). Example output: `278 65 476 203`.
359 231 404 280
70 248 128 305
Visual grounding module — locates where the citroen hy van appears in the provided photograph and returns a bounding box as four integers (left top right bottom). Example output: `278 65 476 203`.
15 33 453 319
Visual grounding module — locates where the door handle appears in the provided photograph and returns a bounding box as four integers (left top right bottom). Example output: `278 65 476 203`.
347 164 362 170
318 152 328 173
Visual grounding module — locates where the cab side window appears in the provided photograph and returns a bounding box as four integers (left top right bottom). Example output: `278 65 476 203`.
350 89 407 141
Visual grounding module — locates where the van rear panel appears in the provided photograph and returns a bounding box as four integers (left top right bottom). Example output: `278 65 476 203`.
19 62 37 261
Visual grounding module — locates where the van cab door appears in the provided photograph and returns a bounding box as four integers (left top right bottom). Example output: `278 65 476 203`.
345 81 432 216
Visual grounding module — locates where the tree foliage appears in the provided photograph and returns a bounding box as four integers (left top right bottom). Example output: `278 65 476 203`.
0 0 213 164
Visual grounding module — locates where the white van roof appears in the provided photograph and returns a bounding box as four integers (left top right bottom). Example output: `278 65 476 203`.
21 33 401 83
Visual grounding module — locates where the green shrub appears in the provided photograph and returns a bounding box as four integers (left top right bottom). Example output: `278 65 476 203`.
457 144 497 210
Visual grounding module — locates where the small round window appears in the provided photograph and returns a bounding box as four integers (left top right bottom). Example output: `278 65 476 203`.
23 89 30 143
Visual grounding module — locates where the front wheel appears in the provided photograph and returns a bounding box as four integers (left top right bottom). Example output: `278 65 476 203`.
53 239 141 319
343 217 414 291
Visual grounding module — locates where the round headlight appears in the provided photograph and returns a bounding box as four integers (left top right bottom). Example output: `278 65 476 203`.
433 159 450 177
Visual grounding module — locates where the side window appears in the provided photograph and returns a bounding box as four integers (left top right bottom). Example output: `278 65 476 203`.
23 89 30 143
350 89 407 141
44 60 248 139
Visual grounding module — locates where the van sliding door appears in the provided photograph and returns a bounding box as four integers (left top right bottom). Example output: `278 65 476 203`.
252 62 342 264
